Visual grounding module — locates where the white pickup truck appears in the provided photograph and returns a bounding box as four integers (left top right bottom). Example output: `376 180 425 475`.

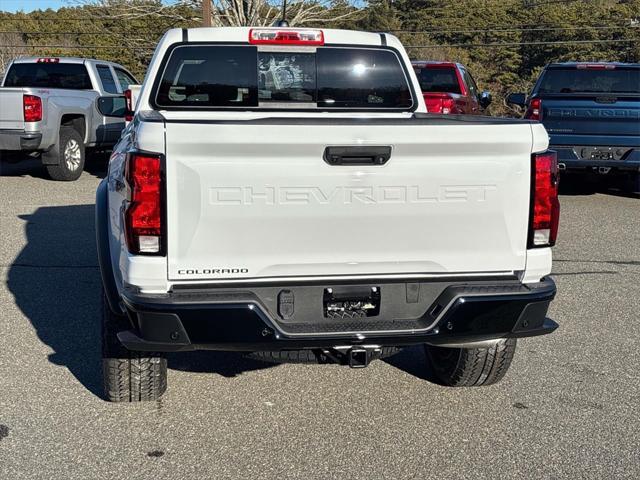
0 57 137 180
96 27 560 402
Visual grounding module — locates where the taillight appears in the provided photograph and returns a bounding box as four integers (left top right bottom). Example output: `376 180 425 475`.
525 98 542 121
249 28 324 45
23 95 42 122
424 93 458 114
125 153 163 255
529 151 560 248
124 89 133 122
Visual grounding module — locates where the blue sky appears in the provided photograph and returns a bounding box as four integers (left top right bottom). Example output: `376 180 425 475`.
1 0 68 13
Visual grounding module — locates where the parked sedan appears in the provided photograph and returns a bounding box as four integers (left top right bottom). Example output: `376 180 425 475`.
412 61 491 114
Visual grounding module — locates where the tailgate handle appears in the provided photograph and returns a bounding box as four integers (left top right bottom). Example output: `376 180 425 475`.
323 146 391 166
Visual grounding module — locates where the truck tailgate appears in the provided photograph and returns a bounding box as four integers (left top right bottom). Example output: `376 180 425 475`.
0 89 26 130
164 119 535 281
542 95 640 141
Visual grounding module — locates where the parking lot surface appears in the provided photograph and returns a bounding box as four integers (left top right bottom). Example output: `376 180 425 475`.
1 157 639 479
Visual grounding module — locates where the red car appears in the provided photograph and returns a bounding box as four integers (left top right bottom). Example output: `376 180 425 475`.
412 61 492 114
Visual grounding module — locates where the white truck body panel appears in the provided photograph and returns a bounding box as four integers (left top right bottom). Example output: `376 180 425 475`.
163 120 537 281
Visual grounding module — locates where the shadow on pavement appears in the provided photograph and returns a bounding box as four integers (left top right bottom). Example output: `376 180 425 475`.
0 155 49 179
7 204 274 399
383 345 440 383
167 351 276 377
0 151 108 180
559 172 639 199
7 205 104 397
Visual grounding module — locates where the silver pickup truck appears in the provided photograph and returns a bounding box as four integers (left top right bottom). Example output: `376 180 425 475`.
0 57 137 180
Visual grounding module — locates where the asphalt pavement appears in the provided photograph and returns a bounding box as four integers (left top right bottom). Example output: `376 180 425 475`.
1 156 639 479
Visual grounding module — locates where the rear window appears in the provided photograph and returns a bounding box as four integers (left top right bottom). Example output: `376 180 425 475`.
4 63 92 90
154 45 413 110
538 67 640 94
413 67 461 94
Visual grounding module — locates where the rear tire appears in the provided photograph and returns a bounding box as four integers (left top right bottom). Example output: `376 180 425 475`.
101 295 167 402
425 339 516 387
45 127 85 181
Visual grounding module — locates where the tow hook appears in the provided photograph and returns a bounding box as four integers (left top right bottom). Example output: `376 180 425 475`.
596 166 611 175
321 345 383 368
558 162 566 171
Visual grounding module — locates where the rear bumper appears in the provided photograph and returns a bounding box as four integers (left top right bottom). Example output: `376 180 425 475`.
553 145 640 172
0 130 42 151
117 278 558 352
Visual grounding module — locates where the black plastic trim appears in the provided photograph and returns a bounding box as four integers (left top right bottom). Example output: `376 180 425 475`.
143 112 535 126
323 145 391 166
117 278 557 351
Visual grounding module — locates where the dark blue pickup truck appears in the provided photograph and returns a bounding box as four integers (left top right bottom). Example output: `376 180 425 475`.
508 63 640 187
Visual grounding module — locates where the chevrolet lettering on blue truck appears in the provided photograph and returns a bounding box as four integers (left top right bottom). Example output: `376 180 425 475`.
96 27 560 402
507 62 640 189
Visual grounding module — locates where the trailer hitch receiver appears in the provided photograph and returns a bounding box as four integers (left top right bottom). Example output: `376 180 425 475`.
349 347 371 368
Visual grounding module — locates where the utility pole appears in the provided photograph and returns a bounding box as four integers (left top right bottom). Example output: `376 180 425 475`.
202 0 212 27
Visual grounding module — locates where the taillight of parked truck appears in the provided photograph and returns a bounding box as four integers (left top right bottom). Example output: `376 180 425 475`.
124 89 133 122
125 153 163 255
424 93 457 114
23 95 42 122
529 151 560 248
525 98 542 121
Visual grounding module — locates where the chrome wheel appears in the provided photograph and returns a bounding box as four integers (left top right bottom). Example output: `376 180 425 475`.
64 138 82 171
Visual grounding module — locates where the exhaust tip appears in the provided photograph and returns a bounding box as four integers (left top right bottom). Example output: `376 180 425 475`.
558 162 566 171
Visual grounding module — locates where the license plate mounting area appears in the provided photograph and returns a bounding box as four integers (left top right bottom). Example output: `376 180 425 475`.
323 286 381 319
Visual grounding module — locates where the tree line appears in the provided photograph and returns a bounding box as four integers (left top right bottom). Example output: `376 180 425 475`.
1 0 638 115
